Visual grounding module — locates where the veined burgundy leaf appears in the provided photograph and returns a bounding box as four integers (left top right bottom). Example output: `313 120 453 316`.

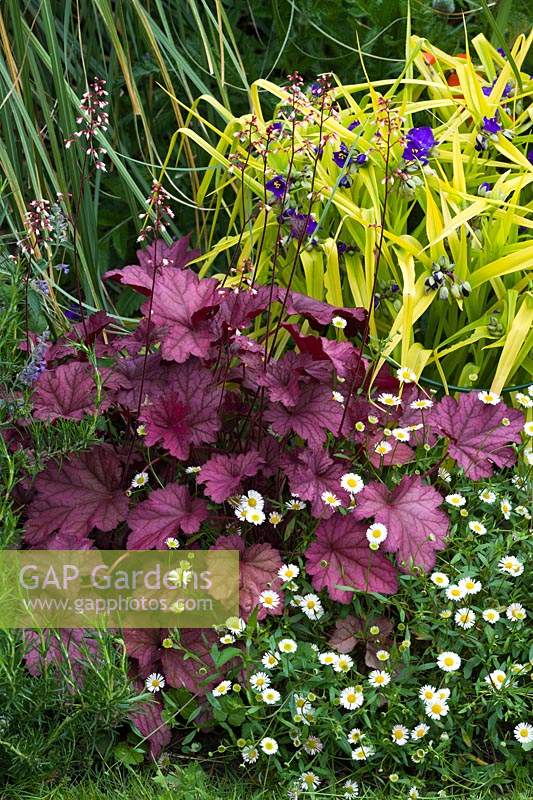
160 629 219 694
25 445 128 546
366 430 414 467
47 311 113 361
282 291 366 336
211 535 283 620
129 699 171 758
113 354 176 410
282 449 349 517
305 516 398 602
283 323 359 377
128 484 209 549
24 629 100 686
124 628 165 674
432 392 523 479
199 450 264 502
138 393 192 458
353 475 448 572
146 269 221 363
32 362 99 422
104 235 200 294
265 382 343 449
214 285 275 338
328 614 394 668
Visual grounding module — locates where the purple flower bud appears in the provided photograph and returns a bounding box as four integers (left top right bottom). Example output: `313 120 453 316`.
333 143 349 168
482 114 502 135
347 120 360 131
478 182 492 195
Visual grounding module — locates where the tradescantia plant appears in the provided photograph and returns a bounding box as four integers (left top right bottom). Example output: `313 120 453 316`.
174 33 533 395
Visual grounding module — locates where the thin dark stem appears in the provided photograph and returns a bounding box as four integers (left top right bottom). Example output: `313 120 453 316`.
70 149 89 337
337 104 393 438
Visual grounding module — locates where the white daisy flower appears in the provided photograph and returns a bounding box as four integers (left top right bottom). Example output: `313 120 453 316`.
392 427 410 442
368 670 391 688
269 511 283 527
523 421 533 436
286 499 306 510
278 563 299 581
498 556 524 576
454 607 476 629
259 590 281 610
278 638 297 654
410 398 433 409
468 520 487 535
431 572 449 588
240 489 264 511
378 393 402 407
332 315 347 329
396 366 417 383
366 523 388 545
241 745 259 763
482 608 501 624
303 735 323 755
250 672 270 691
374 440 392 455
321 490 342 507
332 654 353 673
226 617 246 635
351 744 374 760
300 772 321 791
332 390 345 403
131 471 149 488
458 577 482 594
411 723 430 739
299 593 324 620
340 687 364 710
514 723 533 744
343 778 359 798
484 670 507 690
478 391 500 405
419 685 437 702
319 651 338 666
260 737 278 755
500 498 512 519
341 472 364 494
261 651 280 670
261 688 281 704
446 493 466 507
506 602 526 622
446 584 467 601
347 727 364 744
145 672 165 693
425 699 449 720
212 680 232 697
479 488 496 504
391 724 409 745
245 508 266 525
165 536 180 549
437 651 461 672
515 392 533 408
185 465 201 474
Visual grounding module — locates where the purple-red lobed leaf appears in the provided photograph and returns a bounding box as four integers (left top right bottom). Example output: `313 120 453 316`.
127 484 209 549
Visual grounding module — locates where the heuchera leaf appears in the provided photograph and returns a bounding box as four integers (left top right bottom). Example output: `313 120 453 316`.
265 383 343 449
138 393 191 458
123 628 165 674
282 449 349 518
431 392 523 479
147 269 221 363
305 516 398 602
353 475 448 572
24 629 100 686
104 235 200 295
327 614 394 668
25 445 128 547
129 699 171 758
199 450 264 502
211 535 283 620
127 484 209 549
32 362 99 421
283 323 360 378
282 291 366 336
47 311 113 361
160 629 220 694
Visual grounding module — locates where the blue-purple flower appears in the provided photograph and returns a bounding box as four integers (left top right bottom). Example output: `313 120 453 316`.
402 126 436 164
348 120 360 131
527 150 533 165
482 80 513 98
280 208 318 239
266 175 287 198
478 182 492 196
482 114 502 135
333 143 350 168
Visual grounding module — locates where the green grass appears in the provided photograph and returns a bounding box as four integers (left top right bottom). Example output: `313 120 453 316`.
3 767 533 800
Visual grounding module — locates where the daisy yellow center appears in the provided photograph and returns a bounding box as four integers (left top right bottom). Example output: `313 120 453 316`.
444 657 454 667
346 693 356 703
247 498 258 507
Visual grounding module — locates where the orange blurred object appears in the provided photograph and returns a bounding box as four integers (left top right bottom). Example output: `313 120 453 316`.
447 72 461 87
423 52 437 65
